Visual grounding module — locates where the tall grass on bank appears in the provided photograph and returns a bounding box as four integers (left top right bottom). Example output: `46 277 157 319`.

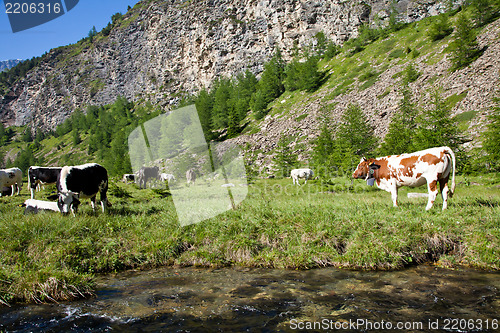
0 175 499 305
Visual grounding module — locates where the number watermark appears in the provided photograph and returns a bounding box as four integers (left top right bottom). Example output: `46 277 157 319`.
3 0 79 33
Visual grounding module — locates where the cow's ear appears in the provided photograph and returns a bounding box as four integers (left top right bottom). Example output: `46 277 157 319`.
47 194 59 201
369 163 381 170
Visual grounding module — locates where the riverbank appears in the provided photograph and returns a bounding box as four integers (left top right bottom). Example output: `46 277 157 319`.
1 175 499 305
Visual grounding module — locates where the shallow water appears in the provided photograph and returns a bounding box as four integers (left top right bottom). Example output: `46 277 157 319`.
1 265 499 332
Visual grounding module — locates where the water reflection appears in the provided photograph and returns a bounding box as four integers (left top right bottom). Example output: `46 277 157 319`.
1 265 498 332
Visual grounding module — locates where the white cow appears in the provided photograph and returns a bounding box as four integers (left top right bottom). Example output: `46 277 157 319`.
0 167 22 196
291 168 314 185
160 173 176 183
22 199 60 214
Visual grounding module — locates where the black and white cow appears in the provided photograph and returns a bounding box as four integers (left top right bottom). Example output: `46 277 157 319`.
136 166 159 189
52 163 110 215
28 166 62 199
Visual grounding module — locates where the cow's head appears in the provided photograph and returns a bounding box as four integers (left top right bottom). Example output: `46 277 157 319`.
57 191 81 215
352 158 380 180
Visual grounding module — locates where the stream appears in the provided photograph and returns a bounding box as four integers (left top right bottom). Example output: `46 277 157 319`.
1 265 499 332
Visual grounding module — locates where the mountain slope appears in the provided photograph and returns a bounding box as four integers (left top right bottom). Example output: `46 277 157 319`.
0 0 463 132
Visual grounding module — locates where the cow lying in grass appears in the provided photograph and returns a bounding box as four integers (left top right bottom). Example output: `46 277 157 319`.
21 199 60 214
352 146 456 210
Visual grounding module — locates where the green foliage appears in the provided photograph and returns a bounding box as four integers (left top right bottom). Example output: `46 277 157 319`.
379 86 418 155
482 93 500 171
414 89 465 151
194 70 257 138
0 56 42 96
337 103 378 158
251 48 286 115
284 52 323 92
427 13 454 41
448 13 482 71
469 0 499 27
274 136 299 177
402 63 421 84
88 26 97 43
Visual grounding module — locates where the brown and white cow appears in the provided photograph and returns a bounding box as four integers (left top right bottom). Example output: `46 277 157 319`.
352 146 456 210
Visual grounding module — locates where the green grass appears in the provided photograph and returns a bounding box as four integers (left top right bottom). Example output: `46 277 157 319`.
0 174 499 305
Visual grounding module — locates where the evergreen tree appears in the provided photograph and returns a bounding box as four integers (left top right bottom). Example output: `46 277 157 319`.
254 48 285 108
482 93 500 171
284 52 322 92
311 115 336 179
211 78 233 129
449 13 482 71
470 0 499 27
251 89 268 120
195 88 214 140
379 87 418 155
336 103 378 157
427 13 453 41
88 26 98 42
0 123 6 145
274 136 298 178
414 89 464 150
72 129 82 145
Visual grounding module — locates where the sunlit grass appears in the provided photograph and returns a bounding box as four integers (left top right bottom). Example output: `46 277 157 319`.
0 174 498 305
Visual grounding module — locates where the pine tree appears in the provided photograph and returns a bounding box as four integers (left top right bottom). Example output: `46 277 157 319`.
414 89 464 150
482 93 500 171
256 48 285 105
470 0 498 27
0 123 6 145
449 13 482 71
336 103 378 157
275 136 298 178
312 119 336 179
427 13 453 41
195 88 214 140
379 87 418 155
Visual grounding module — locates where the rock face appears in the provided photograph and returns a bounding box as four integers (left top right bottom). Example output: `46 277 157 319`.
0 0 461 132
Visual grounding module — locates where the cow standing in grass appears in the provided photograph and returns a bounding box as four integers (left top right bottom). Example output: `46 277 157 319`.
28 166 62 199
352 146 456 210
137 166 159 189
186 168 196 185
52 163 110 215
291 168 314 185
0 167 22 196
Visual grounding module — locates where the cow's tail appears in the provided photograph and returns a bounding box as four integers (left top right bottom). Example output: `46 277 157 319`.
445 147 456 198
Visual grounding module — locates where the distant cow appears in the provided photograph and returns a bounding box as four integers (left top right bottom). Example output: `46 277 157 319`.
352 146 456 210
136 166 159 189
291 168 314 185
186 168 196 185
160 173 176 183
21 199 60 215
0 167 22 196
122 174 135 183
28 166 62 199
52 163 110 215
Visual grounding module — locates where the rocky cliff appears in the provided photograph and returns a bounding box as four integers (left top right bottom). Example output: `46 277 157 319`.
0 0 461 132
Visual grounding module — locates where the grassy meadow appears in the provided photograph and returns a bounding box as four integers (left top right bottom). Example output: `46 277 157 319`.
0 174 499 306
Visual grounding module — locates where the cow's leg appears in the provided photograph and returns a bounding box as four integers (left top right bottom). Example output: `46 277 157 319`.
439 178 450 210
11 184 16 196
30 187 35 199
390 186 398 207
426 179 439 210
90 196 96 211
